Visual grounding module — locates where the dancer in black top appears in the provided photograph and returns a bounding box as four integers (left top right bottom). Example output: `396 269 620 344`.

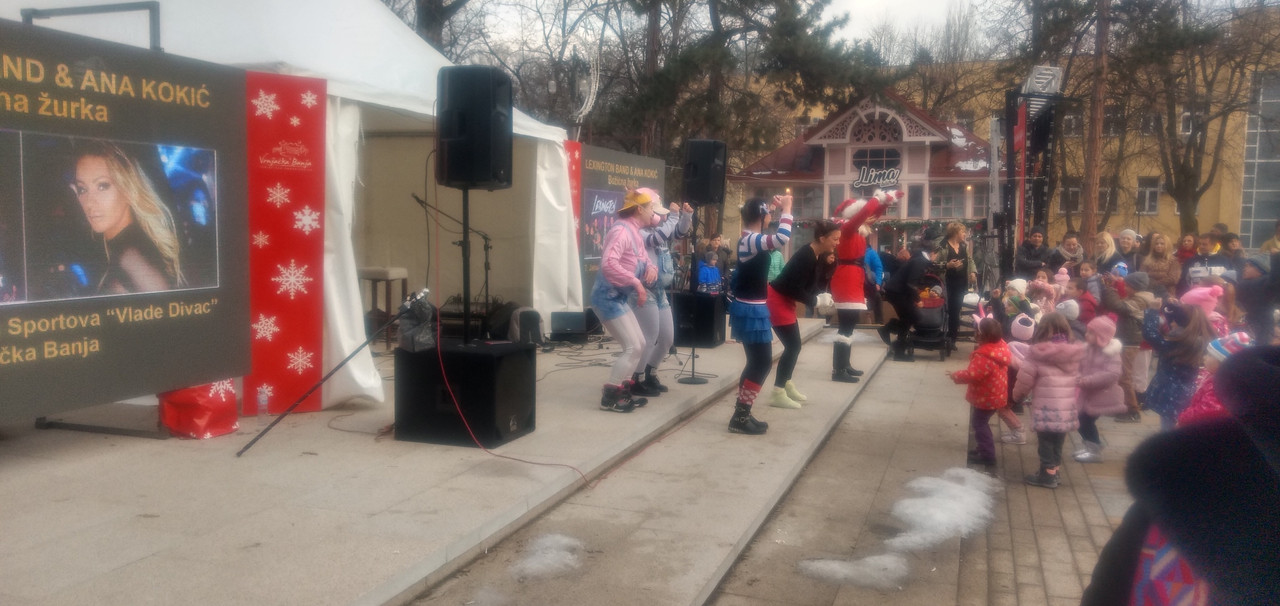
766 220 841 408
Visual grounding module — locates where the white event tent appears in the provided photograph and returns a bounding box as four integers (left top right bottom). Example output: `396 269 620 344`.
0 0 584 407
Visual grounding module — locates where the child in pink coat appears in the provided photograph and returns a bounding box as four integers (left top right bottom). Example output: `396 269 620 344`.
1073 316 1126 463
1012 312 1086 488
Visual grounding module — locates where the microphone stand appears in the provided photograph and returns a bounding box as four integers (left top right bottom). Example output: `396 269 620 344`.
412 193 492 340
237 290 427 457
678 208 708 385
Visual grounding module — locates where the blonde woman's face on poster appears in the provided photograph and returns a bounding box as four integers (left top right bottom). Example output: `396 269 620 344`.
73 155 132 239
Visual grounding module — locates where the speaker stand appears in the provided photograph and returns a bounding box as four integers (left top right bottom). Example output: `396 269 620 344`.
678 208 708 385
461 187 475 344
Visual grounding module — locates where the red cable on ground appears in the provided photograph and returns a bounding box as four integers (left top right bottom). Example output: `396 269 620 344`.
424 194 591 488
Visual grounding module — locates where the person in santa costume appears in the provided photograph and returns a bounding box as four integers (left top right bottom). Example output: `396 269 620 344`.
829 189 902 382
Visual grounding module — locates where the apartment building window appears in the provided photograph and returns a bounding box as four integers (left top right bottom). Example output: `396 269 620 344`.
1136 177 1160 215
972 184 990 219
930 185 966 218
1059 177 1082 214
1103 106 1125 137
1062 113 1083 137
1099 185 1119 213
1140 113 1160 135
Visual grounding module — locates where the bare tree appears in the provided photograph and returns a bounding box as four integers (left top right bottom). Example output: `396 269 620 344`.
1110 1 1280 236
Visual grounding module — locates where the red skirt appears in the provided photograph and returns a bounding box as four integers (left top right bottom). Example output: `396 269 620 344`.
767 285 798 326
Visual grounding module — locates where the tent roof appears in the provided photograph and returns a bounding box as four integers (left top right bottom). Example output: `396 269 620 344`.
0 0 566 142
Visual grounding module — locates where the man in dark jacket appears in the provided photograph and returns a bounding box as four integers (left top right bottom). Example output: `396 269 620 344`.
879 239 936 361
1014 225 1051 279
1177 232 1232 294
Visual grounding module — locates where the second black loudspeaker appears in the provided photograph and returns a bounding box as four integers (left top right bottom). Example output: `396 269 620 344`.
436 65 513 190
683 139 726 206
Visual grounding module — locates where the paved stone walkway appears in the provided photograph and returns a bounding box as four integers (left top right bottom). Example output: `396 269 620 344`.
712 341 1161 606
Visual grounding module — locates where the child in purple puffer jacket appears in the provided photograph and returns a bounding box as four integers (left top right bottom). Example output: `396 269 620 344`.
1011 312 1086 489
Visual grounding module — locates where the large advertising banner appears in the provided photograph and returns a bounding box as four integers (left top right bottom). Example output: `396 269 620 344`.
577 144 664 291
243 72 325 415
0 20 249 419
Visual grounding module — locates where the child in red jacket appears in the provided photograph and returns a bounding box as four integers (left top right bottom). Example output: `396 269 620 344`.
949 318 1015 466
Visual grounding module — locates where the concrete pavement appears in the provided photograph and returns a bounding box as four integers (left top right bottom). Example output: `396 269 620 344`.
711 340 1161 606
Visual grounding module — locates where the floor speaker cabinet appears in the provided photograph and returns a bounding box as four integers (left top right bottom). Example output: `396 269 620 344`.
548 309 601 344
394 340 536 447
672 291 725 348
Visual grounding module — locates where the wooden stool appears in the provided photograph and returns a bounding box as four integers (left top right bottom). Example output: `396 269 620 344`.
357 267 408 347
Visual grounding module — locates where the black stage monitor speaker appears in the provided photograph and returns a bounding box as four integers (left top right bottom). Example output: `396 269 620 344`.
672 291 725 348
436 65 514 190
549 309 601 343
683 139 727 206
395 340 535 447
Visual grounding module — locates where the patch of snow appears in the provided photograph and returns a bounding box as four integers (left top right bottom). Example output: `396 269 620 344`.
950 127 968 148
955 159 989 172
885 467 1003 551
510 534 584 579
799 553 909 590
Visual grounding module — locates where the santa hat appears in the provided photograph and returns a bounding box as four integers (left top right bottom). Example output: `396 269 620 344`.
1181 285 1224 317
1207 331 1252 362
1054 267 1071 286
1086 316 1117 343
835 197 867 219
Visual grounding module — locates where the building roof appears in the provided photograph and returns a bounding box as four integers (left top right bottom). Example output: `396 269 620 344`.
930 123 997 180
730 135 825 183
734 89 1002 184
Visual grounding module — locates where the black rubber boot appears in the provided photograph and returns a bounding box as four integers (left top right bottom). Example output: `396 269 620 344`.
728 403 768 435
831 343 859 383
643 365 668 393
630 373 660 397
841 341 864 377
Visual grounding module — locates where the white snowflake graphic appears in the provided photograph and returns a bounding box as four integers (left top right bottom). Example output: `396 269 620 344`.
266 183 291 208
300 90 319 108
293 206 321 235
289 116 300 127
208 379 236 402
251 89 280 119
256 384 274 401
252 231 270 248
271 259 313 299
287 347 315 374
252 314 281 341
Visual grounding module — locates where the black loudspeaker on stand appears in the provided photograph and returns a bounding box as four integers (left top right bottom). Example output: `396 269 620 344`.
683 139 727 207
436 65 514 191
678 139 727 385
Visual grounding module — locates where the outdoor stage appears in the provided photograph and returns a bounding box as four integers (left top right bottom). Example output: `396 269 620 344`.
0 319 894 606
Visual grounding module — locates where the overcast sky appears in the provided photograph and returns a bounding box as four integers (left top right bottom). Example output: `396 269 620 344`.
826 0 955 43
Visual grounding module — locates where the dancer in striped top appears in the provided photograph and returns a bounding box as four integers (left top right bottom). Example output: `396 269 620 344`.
727 194 793 434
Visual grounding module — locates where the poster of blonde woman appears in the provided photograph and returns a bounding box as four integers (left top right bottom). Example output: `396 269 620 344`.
0 18 249 419
20 135 218 302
